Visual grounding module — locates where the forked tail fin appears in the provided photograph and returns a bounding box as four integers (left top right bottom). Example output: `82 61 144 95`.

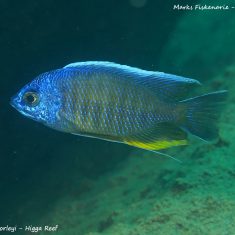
180 90 227 141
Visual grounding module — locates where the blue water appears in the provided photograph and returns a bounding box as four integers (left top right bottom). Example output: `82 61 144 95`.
1 0 235 234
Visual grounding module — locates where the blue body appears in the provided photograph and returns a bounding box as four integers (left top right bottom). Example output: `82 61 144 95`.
10 61 226 150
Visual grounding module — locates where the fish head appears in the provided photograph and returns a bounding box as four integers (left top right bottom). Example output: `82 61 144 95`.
10 72 62 127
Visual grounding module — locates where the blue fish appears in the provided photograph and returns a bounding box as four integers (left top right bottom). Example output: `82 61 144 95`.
11 61 227 154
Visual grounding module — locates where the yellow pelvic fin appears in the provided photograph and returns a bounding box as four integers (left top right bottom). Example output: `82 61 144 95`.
124 139 187 151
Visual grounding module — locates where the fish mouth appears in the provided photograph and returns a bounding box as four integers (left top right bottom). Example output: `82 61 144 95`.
10 95 35 120
10 95 18 110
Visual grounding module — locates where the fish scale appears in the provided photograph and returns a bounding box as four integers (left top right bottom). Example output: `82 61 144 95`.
11 61 227 153
60 70 160 137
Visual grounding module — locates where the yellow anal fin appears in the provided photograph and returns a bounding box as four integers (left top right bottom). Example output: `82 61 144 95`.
124 139 187 151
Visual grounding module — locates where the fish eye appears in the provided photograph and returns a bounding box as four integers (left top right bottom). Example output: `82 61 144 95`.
23 91 39 106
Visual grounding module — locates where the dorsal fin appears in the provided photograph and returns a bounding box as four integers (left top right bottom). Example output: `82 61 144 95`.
63 61 201 101
133 72 201 101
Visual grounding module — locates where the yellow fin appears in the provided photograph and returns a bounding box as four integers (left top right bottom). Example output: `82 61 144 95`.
124 139 187 151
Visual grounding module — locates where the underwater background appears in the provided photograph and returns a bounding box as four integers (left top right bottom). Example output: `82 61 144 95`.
1 0 235 234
